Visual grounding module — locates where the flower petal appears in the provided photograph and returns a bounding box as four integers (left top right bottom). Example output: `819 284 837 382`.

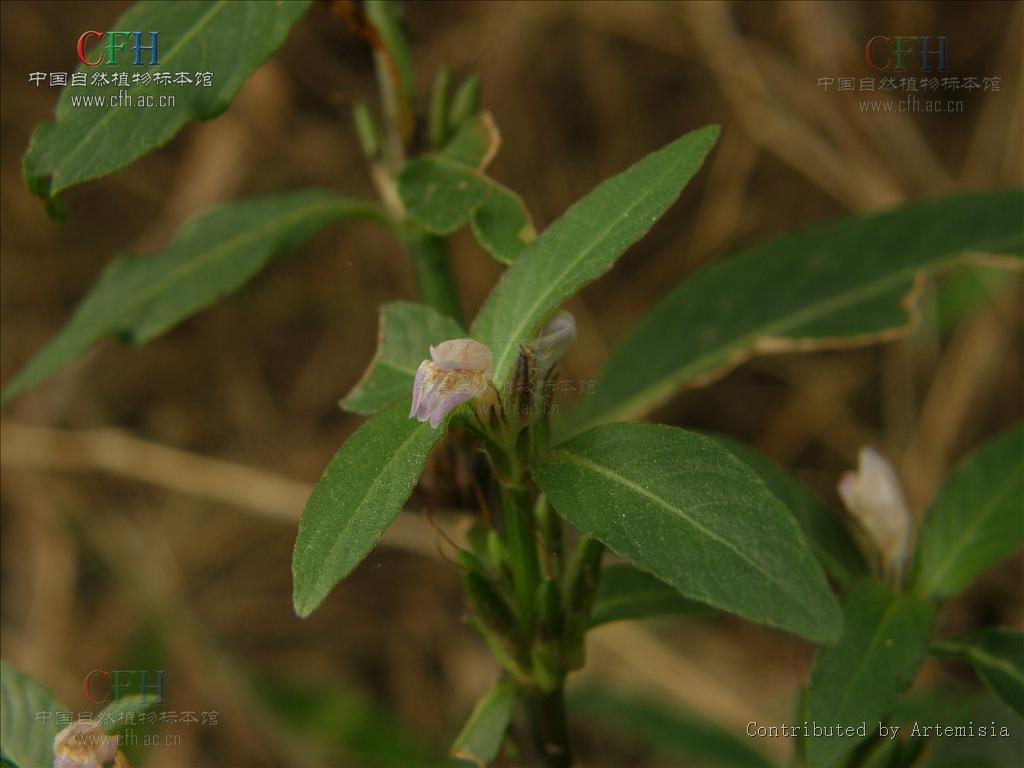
839 446 912 582
535 311 576 376
430 338 493 373
410 360 430 418
54 721 118 768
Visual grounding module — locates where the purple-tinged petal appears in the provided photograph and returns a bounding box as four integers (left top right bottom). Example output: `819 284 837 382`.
429 389 475 428
410 360 430 418
410 338 495 428
535 311 576 377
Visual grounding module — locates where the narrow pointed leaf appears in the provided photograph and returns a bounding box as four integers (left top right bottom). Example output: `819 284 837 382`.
933 628 1024 716
2 190 382 404
590 564 715 627
566 190 1024 434
715 436 867 587
342 301 464 415
912 425 1024 600
292 400 446 618
471 125 719 386
1 660 67 768
450 679 515 767
24 0 312 209
532 423 841 643
803 582 935 768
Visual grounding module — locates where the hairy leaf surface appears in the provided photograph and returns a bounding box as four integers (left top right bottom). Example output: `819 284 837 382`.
532 423 841 643
292 400 445 617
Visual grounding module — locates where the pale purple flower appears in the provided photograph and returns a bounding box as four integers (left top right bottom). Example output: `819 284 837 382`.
839 447 913 583
410 339 494 428
534 311 576 378
53 721 118 768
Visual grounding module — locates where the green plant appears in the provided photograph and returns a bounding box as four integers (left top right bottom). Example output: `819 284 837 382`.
3 2 1022 767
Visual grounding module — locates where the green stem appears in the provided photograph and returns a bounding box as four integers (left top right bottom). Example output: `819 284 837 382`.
400 230 463 323
502 483 540 637
525 686 573 767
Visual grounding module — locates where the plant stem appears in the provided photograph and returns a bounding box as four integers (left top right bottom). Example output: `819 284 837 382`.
502 483 540 636
525 686 573 767
400 229 463 323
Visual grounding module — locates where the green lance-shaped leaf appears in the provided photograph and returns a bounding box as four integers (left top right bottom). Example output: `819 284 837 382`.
715 436 867 588
589 563 715 627
803 581 935 768
1 189 382 404
23 0 312 211
1 660 68 768
342 301 465 415
398 154 535 264
292 400 446 618
566 189 1024 434
450 679 515 767
472 125 720 387
912 424 1024 600
933 628 1024 716
531 423 842 643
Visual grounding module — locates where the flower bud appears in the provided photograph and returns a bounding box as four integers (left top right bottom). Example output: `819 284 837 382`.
838 447 914 585
534 311 576 380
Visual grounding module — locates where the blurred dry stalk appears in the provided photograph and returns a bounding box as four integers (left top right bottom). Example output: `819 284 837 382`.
2 1 1022 766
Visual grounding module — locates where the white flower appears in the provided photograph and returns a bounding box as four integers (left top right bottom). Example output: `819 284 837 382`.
410 339 494 428
838 447 913 584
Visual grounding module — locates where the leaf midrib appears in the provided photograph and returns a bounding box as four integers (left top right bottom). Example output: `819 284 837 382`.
549 447 817 624
56 0 231 174
477 147 693 384
599 244 1022 425
300 418 437 610
916 469 1021 597
105 197 347 339
828 598 903 723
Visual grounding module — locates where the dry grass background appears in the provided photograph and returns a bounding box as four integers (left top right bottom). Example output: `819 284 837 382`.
1 1 1022 766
